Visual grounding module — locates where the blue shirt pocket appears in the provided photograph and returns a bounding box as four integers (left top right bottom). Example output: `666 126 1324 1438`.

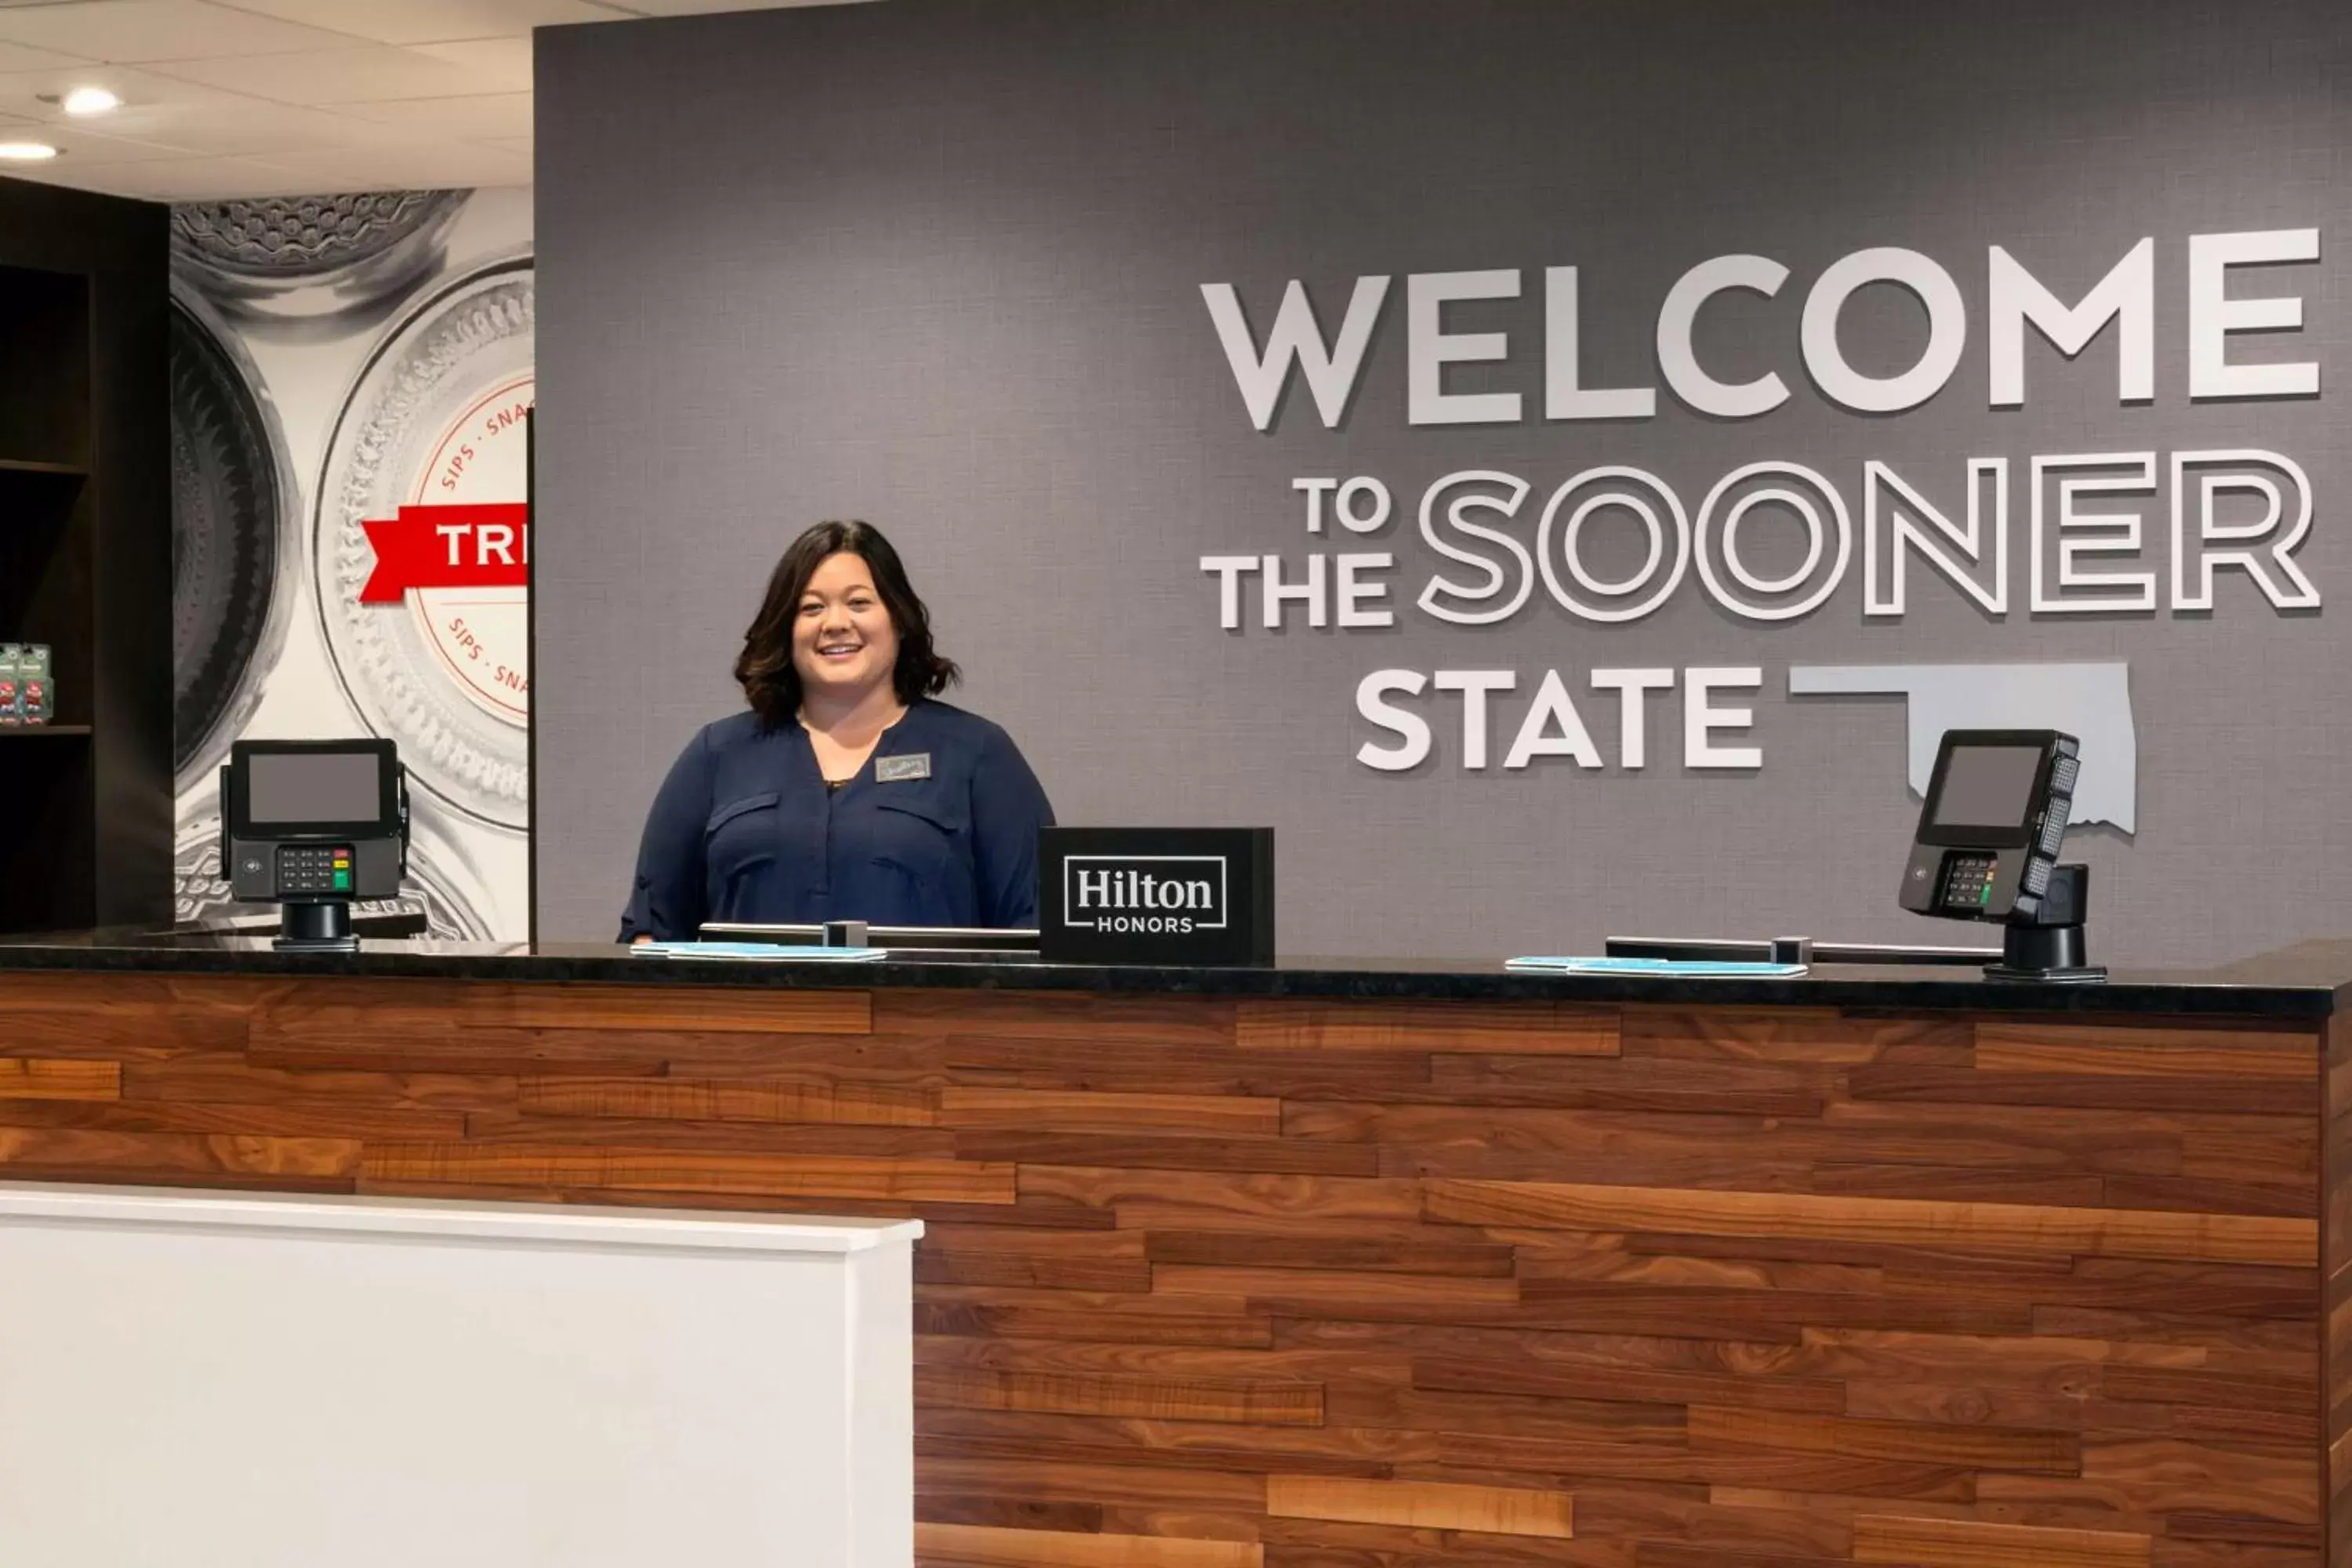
872 792 964 869
871 790 970 921
704 791 782 897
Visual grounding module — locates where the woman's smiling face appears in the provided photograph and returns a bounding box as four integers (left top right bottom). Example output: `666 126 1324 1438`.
792 550 901 702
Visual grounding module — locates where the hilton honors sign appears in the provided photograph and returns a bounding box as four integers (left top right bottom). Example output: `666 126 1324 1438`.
1039 828 1274 965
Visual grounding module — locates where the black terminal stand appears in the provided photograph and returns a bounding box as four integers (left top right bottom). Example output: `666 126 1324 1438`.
274 899 359 953
1983 864 2104 983
1900 731 2106 985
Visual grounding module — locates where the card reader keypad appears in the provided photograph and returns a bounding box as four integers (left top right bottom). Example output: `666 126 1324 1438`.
1941 853 1998 911
276 844 354 895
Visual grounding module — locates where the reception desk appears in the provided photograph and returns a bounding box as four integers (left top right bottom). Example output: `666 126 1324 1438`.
1 931 2346 1568
0 1182 919 1567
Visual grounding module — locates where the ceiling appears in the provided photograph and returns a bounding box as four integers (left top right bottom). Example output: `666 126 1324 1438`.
0 0 849 201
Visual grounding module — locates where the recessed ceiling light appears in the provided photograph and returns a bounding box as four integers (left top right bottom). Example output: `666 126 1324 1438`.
0 142 60 162
61 86 122 117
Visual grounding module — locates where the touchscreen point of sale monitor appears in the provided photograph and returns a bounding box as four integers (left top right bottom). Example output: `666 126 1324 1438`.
1898 729 2079 925
220 739 408 908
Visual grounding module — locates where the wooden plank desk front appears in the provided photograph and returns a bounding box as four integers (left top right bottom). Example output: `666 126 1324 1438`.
2 935 2347 1568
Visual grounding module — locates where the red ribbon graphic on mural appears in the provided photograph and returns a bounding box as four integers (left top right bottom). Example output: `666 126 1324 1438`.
358 503 531 604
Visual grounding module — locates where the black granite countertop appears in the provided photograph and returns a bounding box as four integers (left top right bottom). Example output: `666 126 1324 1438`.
2 926 2347 1019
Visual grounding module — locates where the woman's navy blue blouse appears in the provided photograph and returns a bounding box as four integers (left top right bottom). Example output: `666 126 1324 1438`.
619 700 1054 940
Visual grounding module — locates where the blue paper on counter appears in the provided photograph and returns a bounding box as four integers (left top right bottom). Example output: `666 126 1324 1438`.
1504 956 1809 978
630 942 887 962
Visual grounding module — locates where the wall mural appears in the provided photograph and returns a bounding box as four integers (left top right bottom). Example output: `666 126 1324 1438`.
170 187 533 942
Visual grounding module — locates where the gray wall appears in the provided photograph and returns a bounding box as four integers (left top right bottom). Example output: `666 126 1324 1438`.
535 0 2351 962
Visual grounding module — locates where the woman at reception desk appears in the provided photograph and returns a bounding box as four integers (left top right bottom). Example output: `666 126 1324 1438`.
619 520 1053 940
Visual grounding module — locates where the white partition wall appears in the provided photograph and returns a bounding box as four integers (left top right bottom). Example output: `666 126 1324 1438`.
0 1184 919 1567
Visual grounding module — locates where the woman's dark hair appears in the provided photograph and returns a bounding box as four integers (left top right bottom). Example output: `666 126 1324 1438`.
735 520 960 726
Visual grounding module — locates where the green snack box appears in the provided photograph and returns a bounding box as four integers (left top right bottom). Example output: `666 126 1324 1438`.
0 644 20 727
18 644 50 725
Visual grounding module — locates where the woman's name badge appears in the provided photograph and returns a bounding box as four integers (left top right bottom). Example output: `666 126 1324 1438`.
877 753 932 782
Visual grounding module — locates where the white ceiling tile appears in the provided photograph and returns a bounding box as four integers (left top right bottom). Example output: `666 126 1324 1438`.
0 155 139 197
143 42 508 103
0 64 412 156
604 0 876 14
114 99 416 156
216 0 633 47
407 35 529 92
0 60 264 118
0 60 206 105
230 0 630 46
256 136 528 187
0 2 371 64
0 118 191 164
34 153 319 199
326 89 529 138
0 40 98 71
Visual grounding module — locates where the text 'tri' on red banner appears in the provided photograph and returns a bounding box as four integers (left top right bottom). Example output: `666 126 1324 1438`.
359 503 531 604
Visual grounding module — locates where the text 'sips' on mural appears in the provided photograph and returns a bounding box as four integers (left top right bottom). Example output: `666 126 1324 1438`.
1195 233 2321 774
